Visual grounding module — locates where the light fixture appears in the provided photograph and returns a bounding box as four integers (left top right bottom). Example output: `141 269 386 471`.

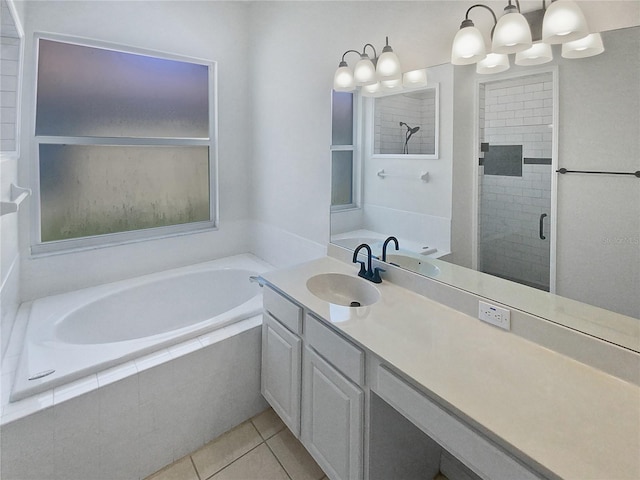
451 5 496 65
542 0 589 44
403 69 428 88
376 37 402 81
381 78 403 90
353 45 378 86
477 53 510 74
561 32 604 58
361 82 382 96
492 1 532 54
333 38 402 92
333 60 355 92
515 42 553 65
451 0 603 75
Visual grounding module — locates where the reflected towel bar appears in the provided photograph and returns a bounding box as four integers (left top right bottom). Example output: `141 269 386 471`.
556 168 640 178
377 169 429 182
0 184 32 216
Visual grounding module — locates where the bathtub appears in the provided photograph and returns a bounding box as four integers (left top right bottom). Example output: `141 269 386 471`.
10 254 270 402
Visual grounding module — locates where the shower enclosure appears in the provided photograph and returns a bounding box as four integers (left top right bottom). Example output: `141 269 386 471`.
477 71 555 292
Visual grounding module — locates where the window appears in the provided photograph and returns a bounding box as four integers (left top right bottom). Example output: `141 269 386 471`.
33 36 217 254
330 91 357 209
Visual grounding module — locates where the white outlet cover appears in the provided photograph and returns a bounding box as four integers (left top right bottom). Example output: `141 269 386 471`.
478 300 511 330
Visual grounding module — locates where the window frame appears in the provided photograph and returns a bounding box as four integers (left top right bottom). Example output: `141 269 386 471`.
30 33 218 256
330 90 361 212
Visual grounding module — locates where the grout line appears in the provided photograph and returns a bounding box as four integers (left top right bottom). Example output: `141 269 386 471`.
200 440 265 480
189 455 202 480
263 438 293 480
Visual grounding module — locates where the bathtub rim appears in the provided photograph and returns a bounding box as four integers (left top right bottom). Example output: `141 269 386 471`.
2 253 272 421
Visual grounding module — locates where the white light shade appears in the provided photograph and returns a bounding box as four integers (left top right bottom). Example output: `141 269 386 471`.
361 82 381 96
403 69 428 88
542 0 589 44
376 50 402 81
476 53 510 74
381 78 402 90
333 64 355 92
451 25 486 65
515 42 553 65
354 56 377 86
562 32 604 58
492 11 532 54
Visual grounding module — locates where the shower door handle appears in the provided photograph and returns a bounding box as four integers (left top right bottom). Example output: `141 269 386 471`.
539 213 547 240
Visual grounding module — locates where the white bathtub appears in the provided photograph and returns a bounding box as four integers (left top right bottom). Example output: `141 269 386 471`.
10 254 270 402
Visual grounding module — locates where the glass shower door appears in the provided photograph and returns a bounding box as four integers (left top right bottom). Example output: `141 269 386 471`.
477 72 554 292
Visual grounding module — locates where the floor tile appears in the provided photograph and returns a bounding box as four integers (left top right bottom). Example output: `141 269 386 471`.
192 420 262 479
211 443 289 480
145 456 198 480
267 428 325 480
251 407 285 440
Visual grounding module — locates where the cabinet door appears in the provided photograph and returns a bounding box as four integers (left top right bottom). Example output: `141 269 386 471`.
261 313 301 437
302 345 363 480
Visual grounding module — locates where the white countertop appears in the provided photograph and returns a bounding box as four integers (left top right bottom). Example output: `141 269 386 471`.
262 257 640 480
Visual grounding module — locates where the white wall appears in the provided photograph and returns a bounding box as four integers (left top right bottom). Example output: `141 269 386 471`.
16 1 255 300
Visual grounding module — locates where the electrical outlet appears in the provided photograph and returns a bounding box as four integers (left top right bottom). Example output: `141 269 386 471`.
478 301 511 330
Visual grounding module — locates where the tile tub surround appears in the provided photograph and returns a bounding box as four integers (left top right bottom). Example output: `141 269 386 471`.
261 256 640 479
0 318 267 480
146 408 326 480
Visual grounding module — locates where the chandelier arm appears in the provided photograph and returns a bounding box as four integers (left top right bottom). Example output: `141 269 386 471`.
465 4 498 25
362 43 377 59
341 49 362 63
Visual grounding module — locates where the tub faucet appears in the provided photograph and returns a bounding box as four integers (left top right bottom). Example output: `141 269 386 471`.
382 236 399 262
352 243 385 283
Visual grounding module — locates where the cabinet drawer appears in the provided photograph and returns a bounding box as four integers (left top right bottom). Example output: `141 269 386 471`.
375 365 541 480
264 286 302 335
305 314 365 386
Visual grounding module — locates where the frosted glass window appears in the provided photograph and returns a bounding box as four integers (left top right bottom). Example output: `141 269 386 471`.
39 145 210 242
331 151 353 207
332 91 353 146
36 39 209 138
33 35 216 252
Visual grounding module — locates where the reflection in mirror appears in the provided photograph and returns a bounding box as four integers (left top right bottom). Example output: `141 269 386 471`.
330 26 640 353
374 88 438 156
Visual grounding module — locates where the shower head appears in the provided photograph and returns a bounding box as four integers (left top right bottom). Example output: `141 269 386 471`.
400 122 419 134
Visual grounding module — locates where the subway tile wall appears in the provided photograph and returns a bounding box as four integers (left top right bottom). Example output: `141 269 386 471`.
0 0 20 153
374 90 436 155
479 73 552 291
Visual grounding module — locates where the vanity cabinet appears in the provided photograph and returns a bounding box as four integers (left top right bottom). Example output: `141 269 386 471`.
261 287 364 480
261 287 302 436
302 315 364 480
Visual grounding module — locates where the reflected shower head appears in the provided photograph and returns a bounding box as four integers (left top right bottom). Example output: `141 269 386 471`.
410 126 420 134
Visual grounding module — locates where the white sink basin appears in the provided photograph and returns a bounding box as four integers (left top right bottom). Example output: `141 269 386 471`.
386 254 440 277
306 273 381 307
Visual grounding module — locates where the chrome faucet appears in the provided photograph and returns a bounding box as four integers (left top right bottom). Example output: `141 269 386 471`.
352 243 385 283
382 236 399 262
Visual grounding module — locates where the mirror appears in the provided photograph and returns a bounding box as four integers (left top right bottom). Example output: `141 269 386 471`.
330 26 639 353
373 87 439 158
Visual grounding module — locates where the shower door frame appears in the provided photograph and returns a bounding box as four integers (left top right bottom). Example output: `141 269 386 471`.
471 66 559 294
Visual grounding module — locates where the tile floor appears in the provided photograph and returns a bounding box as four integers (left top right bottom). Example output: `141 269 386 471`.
145 408 327 480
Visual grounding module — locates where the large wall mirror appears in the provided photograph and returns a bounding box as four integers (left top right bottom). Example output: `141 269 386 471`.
330 26 639 353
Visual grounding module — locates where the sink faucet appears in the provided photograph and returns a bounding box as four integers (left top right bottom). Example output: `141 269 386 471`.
382 236 399 262
352 243 385 283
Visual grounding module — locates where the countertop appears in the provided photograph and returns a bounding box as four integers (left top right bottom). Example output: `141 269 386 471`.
262 256 640 480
